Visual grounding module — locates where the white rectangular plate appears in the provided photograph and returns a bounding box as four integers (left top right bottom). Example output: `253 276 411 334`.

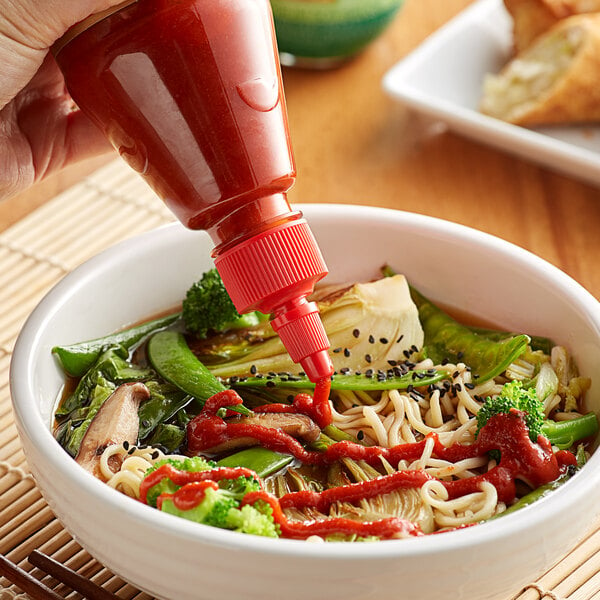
382 0 600 186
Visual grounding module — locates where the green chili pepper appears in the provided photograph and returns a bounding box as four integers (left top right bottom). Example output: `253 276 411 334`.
53 312 181 377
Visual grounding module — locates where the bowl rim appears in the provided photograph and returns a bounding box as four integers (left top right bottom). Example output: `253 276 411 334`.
10 204 600 560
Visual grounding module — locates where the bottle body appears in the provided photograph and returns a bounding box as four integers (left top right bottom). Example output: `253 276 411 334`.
55 0 333 383
55 0 296 245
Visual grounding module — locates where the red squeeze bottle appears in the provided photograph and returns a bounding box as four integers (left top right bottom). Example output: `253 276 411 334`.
53 0 334 383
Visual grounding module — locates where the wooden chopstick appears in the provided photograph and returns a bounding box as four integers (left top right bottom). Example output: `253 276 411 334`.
28 550 120 600
0 552 63 600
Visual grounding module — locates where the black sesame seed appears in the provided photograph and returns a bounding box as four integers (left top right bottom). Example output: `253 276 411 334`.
396 335 404 343
452 371 460 379
333 347 342 353
411 344 418 352
344 348 351 358
250 365 257 375
123 441 130 450
340 367 350 374
353 329 360 338
368 335 375 344
365 354 372 363
465 382 475 390
151 451 160 460
266 380 275 388
388 360 398 367
128 446 136 455
441 358 449 366
455 383 462 392
380 337 389 344
357 430 365 441
365 369 374 377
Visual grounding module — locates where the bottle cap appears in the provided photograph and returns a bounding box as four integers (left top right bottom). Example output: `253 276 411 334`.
214 219 333 382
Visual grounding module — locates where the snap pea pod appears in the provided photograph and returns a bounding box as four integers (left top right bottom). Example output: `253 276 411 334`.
147 330 250 415
56 345 153 417
541 412 599 449
410 287 529 383
232 370 449 392
216 447 293 478
492 471 573 519
468 327 553 355
53 312 181 377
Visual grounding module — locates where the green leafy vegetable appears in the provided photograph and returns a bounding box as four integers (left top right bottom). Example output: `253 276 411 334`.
208 275 424 379
56 346 154 457
52 313 180 377
137 381 192 440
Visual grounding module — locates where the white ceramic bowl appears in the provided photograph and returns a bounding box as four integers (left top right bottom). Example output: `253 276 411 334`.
10 205 600 600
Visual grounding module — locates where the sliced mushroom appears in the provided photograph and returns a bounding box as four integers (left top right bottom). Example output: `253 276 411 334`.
205 412 321 454
75 382 150 478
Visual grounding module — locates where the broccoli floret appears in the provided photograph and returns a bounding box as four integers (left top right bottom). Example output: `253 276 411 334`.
143 459 279 537
161 487 279 537
182 269 268 338
476 380 544 442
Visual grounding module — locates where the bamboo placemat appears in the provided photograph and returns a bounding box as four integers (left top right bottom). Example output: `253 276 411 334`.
1 160 600 599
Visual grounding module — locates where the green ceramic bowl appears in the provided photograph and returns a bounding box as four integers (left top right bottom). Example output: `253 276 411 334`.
271 0 405 67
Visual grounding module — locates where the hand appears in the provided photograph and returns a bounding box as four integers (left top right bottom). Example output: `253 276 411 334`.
0 0 126 200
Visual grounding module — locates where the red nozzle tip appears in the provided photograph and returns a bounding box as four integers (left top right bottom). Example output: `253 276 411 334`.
301 350 334 383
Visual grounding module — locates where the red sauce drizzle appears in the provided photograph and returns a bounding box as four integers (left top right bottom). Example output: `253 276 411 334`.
242 490 421 540
142 462 422 540
157 480 219 511
179 392 579 537
139 462 260 505
253 377 332 428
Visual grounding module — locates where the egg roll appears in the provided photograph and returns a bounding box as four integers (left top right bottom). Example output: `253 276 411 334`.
480 13 600 125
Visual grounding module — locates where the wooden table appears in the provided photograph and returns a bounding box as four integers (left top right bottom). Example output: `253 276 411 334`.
4 0 600 300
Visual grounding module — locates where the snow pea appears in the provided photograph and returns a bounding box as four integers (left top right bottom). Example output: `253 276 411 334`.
492 470 573 519
468 327 553 355
541 412 599 449
216 447 293 478
410 287 529 383
147 330 250 415
232 369 448 392
53 312 181 377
